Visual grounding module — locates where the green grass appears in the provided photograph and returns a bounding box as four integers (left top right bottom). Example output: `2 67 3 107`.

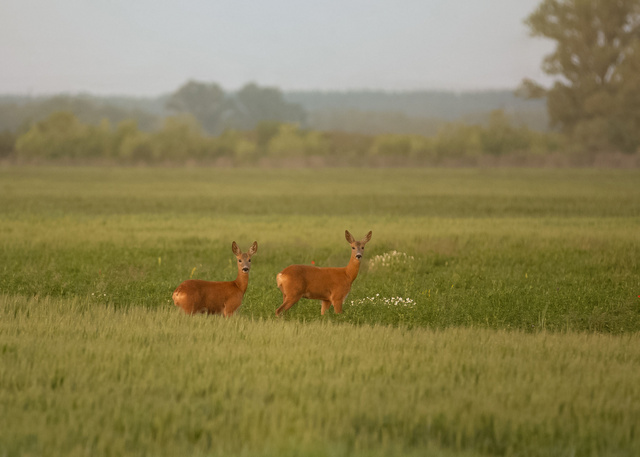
1 166 640 456
1 167 638 332
2 295 639 457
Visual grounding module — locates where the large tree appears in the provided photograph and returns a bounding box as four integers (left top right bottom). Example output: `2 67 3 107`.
165 81 231 135
226 83 306 131
166 81 306 134
521 0 640 152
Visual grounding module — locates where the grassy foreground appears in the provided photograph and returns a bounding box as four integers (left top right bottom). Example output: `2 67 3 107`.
2 295 640 457
1 167 640 456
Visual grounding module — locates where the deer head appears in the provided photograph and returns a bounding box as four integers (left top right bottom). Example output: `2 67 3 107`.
232 241 258 274
345 230 372 261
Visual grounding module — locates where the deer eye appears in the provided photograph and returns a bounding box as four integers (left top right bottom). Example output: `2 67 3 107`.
352 247 355 249
248 259 251 262
238 259 242 263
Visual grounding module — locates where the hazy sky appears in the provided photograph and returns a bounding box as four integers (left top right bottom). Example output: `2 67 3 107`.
1 0 555 96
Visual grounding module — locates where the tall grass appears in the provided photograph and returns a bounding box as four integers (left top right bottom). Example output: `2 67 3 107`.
2 295 639 457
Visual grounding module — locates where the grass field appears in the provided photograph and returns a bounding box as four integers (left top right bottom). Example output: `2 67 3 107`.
1 166 640 456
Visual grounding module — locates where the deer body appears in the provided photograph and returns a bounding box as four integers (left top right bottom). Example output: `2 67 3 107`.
276 230 372 316
173 241 257 316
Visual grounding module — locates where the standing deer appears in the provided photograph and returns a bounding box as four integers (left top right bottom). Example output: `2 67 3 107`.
173 241 258 316
276 230 372 316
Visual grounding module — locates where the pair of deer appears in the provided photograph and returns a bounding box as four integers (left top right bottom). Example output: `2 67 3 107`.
172 230 372 317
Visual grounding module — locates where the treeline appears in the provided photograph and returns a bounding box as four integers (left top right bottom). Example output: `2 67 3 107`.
3 109 564 165
285 90 548 122
2 79 637 164
0 95 159 134
0 83 550 138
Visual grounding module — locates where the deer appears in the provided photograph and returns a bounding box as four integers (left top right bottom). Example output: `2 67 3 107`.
275 230 372 316
172 241 258 316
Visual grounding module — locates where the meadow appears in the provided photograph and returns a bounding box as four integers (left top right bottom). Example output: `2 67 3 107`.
1 166 640 456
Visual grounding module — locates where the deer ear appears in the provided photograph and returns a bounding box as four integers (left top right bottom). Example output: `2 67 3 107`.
248 241 258 255
345 230 355 244
231 241 241 256
362 231 372 244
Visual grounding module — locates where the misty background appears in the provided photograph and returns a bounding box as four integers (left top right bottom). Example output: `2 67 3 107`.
0 1 551 136
1 0 552 95
2 0 638 165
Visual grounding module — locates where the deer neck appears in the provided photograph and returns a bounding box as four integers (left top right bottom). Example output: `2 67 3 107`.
345 254 361 283
234 268 249 293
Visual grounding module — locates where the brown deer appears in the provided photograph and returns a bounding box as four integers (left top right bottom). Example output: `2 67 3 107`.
173 241 258 316
276 230 372 316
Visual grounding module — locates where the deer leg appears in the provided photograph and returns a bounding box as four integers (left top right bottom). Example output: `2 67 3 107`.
332 299 344 314
276 294 301 316
321 300 332 315
223 298 243 317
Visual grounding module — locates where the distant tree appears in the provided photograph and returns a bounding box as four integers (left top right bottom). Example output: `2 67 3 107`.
117 130 153 162
521 0 640 152
0 130 16 158
479 110 531 155
0 95 158 134
165 81 231 135
228 83 306 130
433 123 483 159
266 124 306 158
15 111 111 160
324 131 374 158
254 121 282 150
165 81 305 134
150 115 206 161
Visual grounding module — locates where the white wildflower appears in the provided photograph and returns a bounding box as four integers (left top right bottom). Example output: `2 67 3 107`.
368 251 415 271
349 294 417 309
